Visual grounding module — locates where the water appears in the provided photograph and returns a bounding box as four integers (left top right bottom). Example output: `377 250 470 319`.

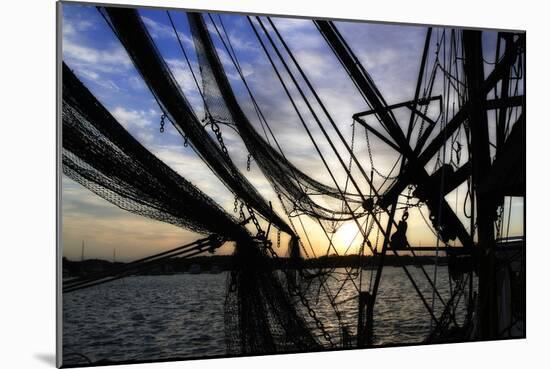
63 266 472 366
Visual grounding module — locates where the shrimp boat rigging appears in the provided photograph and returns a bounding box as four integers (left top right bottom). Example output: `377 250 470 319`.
62 5 525 356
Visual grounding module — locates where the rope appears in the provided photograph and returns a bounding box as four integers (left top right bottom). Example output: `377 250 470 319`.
166 11 209 112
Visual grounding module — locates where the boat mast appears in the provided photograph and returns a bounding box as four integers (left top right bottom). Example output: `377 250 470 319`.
462 30 498 340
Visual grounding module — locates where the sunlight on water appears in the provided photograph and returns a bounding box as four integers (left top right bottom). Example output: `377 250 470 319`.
63 266 473 365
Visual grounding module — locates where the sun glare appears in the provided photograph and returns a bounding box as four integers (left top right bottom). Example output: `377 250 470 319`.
335 221 361 253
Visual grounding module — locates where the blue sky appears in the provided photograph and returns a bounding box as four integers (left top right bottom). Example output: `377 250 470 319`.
61 3 523 261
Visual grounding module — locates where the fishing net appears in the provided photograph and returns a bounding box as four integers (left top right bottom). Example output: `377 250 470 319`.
64 61 322 352
66 6 332 354
225 242 321 354
187 13 364 228
99 6 294 237
62 63 248 240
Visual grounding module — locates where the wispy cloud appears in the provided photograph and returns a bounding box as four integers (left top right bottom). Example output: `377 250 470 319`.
63 40 132 72
63 13 132 94
112 107 155 128
141 15 193 45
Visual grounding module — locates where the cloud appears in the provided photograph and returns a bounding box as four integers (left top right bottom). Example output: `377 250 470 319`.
127 75 147 91
268 17 324 48
360 48 401 70
112 107 154 128
165 58 200 92
150 144 234 199
62 15 132 94
336 21 425 104
62 14 94 37
110 107 162 144
221 31 256 52
141 15 193 45
63 40 132 72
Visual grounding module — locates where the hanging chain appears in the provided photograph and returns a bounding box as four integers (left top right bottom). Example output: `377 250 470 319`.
246 154 252 171
453 140 462 167
345 120 355 180
247 204 264 238
210 121 230 157
365 128 399 180
276 229 281 248
207 119 266 236
159 113 166 133
239 203 246 221
495 204 504 239
294 287 335 347
405 185 414 209
398 185 413 234
262 234 336 348
269 193 335 346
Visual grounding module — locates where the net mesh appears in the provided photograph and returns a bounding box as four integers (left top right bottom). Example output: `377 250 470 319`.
68 7 325 354
224 243 320 354
99 6 294 237
62 63 248 240
64 62 321 353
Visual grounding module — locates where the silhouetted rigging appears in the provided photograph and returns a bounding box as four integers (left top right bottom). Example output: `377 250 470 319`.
61 5 525 356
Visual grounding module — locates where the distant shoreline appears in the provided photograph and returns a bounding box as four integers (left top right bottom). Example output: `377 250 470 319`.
62 253 455 278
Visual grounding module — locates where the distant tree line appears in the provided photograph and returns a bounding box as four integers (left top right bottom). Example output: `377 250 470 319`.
62 253 450 278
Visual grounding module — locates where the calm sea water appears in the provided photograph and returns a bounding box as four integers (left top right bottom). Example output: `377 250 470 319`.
63 266 472 366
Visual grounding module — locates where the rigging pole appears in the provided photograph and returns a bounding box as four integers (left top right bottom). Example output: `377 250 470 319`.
360 27 433 347
314 20 473 250
462 30 498 340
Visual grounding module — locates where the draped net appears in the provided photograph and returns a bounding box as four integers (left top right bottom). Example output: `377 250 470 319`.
63 62 246 239
187 13 364 228
99 7 295 236
64 7 325 354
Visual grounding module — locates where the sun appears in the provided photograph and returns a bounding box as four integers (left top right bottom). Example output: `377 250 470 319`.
335 221 362 253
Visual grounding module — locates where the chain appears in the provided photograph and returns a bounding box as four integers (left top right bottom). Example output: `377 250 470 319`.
294 285 336 347
263 237 336 348
209 118 265 233
269 193 335 346
159 113 166 133
239 203 246 220
365 128 399 180
405 185 414 209
245 204 264 238
418 207 450 246
453 140 462 167
276 229 281 248
495 204 504 239
252 198 335 347
210 120 230 157
346 120 355 178
207 119 265 236
246 154 252 171
183 135 189 147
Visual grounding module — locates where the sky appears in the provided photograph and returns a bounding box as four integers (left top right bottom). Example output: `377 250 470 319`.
61 3 524 262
